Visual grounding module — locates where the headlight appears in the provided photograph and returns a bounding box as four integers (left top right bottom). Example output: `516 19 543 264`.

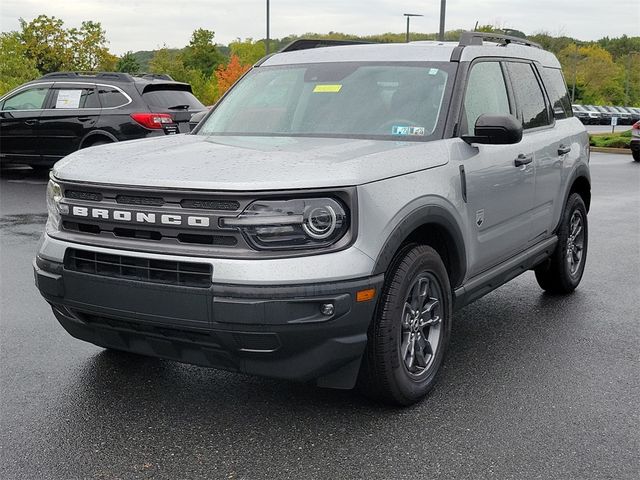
46 179 66 231
221 198 349 250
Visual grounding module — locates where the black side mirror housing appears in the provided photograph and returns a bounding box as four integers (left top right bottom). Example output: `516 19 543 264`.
461 114 523 145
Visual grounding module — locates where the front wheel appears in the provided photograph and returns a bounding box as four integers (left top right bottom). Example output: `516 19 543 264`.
535 193 588 293
358 245 452 406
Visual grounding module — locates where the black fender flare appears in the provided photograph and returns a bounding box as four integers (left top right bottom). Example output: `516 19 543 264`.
372 205 467 287
554 163 591 232
79 130 118 149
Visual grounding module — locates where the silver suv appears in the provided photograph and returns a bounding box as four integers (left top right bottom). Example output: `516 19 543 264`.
34 33 591 406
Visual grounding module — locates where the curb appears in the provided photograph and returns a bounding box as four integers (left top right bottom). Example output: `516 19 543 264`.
590 147 631 155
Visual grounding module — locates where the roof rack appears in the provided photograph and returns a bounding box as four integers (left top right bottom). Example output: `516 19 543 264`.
458 31 542 49
135 73 175 81
40 72 135 82
280 38 372 53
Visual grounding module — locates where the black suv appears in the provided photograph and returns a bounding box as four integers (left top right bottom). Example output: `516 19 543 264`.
0 72 205 169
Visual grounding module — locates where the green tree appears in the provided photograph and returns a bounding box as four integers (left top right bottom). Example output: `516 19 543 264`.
116 51 141 73
182 28 224 76
558 43 624 104
19 15 70 72
0 32 40 95
68 21 116 71
149 47 190 81
229 38 265 65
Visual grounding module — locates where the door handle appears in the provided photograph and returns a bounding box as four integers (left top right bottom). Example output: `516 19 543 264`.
24 119 38 126
77 116 93 122
558 144 572 155
514 153 533 167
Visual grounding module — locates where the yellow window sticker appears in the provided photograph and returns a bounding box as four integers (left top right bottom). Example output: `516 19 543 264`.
313 84 342 93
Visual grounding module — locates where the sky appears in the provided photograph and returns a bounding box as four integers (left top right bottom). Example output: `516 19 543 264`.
1 0 638 55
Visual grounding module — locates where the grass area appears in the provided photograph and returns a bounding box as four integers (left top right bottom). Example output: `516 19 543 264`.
589 129 632 149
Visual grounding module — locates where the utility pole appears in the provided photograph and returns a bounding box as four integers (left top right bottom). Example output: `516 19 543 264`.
439 0 447 41
403 13 423 43
266 0 270 55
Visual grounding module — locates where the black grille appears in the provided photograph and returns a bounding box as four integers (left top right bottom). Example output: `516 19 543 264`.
65 190 103 202
116 195 165 206
181 199 240 211
65 249 212 287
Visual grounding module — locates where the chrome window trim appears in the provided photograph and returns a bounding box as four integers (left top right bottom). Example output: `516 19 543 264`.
0 81 133 112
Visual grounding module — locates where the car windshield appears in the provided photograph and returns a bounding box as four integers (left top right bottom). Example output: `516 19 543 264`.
197 62 454 141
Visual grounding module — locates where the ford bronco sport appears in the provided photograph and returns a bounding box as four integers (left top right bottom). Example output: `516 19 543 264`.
34 33 591 406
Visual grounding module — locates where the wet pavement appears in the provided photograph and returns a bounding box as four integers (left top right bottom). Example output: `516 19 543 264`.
1 153 638 479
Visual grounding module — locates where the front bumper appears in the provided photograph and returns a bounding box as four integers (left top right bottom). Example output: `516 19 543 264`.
34 255 383 389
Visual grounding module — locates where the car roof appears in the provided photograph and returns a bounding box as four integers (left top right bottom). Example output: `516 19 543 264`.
262 39 561 68
31 72 190 88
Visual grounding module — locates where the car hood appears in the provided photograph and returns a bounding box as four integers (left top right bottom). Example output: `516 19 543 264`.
53 134 450 190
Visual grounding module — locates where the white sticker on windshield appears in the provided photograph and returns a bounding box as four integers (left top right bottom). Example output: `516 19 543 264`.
428 68 439 75
55 90 83 109
392 126 426 136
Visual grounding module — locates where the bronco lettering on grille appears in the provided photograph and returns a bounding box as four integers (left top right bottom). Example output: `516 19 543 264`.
70 206 211 227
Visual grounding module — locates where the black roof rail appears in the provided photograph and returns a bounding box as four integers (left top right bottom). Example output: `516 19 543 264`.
458 31 542 49
280 38 372 53
40 72 135 82
135 73 175 81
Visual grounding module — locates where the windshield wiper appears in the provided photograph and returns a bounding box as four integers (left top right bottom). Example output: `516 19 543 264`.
167 104 191 110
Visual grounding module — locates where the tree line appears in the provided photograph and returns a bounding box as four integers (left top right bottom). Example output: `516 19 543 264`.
1 15 638 107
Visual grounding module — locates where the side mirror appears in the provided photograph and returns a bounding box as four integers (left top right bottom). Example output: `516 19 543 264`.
462 114 523 145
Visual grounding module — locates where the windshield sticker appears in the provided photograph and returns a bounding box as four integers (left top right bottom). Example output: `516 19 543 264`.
428 68 439 75
392 126 426 136
313 84 342 93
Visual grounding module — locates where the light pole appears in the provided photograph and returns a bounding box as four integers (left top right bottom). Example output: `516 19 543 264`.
571 43 579 103
438 0 446 41
266 0 270 55
404 13 423 43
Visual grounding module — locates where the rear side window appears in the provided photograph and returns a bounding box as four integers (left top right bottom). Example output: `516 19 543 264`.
463 61 511 134
506 62 551 129
2 87 49 110
99 87 129 108
142 89 204 110
50 88 100 109
541 68 572 119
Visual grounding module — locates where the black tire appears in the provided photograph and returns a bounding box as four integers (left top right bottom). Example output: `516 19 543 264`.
82 139 111 149
632 149 640 162
358 244 452 406
535 193 588 294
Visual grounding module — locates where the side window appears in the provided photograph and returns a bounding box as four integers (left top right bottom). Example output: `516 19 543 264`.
98 87 129 108
50 88 100 109
2 87 49 111
463 62 511 134
506 62 551 129
541 68 572 119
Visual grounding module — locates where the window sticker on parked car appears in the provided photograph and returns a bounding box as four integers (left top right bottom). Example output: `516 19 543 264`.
392 126 426 136
55 90 83 109
313 84 342 93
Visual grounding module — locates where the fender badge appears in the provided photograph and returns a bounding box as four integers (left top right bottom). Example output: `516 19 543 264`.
476 209 485 227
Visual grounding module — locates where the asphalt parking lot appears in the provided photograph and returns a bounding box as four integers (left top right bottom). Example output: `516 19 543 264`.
1 152 638 480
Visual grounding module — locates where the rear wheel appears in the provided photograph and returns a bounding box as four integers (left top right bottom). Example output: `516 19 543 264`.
535 193 588 293
632 149 640 162
358 244 452 406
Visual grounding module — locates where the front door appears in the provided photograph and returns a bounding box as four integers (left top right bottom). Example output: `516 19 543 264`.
0 85 50 164
457 60 535 278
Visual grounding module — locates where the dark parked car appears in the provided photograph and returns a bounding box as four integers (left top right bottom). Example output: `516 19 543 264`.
0 72 205 169
631 121 640 162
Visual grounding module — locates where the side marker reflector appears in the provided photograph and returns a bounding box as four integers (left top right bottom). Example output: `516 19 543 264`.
356 288 376 302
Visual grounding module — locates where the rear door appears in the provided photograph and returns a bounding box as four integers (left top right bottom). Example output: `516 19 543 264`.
140 84 205 133
0 84 50 164
38 83 101 162
458 60 536 277
505 61 564 243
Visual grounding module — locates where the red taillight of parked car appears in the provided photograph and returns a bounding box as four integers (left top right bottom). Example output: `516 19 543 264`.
130 113 173 129
633 121 640 130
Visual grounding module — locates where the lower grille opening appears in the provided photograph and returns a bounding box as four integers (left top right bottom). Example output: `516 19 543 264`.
65 248 212 288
